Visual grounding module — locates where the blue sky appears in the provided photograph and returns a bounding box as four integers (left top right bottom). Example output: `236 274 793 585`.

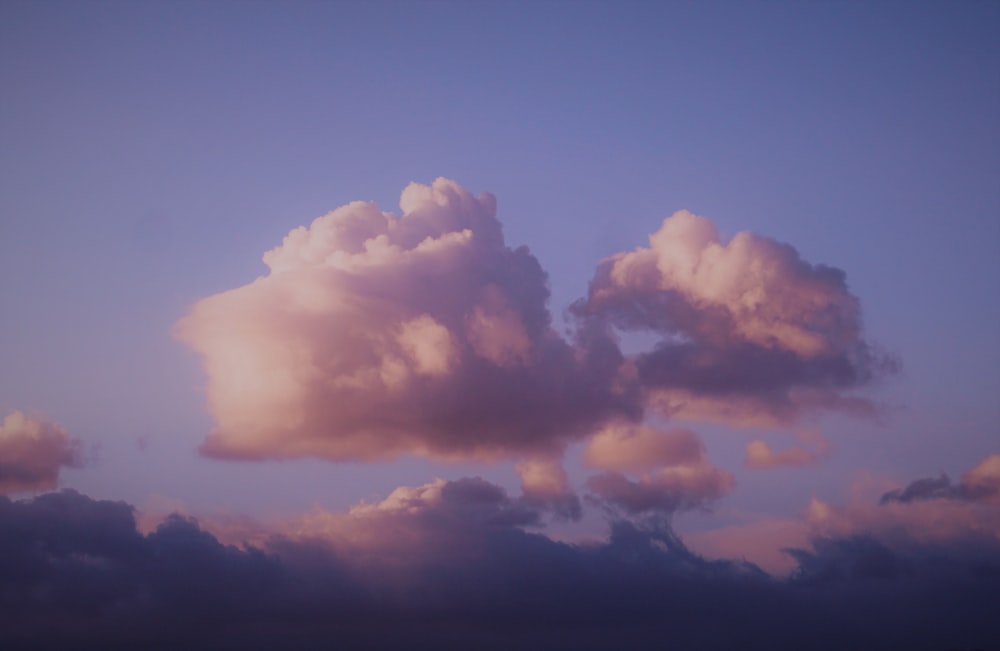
1 0 998 536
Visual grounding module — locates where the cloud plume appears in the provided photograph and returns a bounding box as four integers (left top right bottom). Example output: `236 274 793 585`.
0 411 82 494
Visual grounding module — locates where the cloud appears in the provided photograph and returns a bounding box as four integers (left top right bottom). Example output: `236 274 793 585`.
177 178 639 462
1 485 997 650
583 423 704 472
744 430 830 469
586 463 734 516
0 410 83 494
178 181 897 465
879 453 1000 504
582 423 734 515
573 210 897 428
515 459 582 520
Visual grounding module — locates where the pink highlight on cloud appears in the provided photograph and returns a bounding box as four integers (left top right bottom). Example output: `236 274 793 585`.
176 178 637 462
744 429 831 469
0 410 83 494
582 422 733 514
516 459 571 498
583 423 703 472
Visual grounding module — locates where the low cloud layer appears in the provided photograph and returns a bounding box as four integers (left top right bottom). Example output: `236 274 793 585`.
178 179 892 464
1 482 997 651
0 411 82 494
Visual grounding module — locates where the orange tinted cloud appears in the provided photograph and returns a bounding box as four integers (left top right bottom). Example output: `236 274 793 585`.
583 423 704 472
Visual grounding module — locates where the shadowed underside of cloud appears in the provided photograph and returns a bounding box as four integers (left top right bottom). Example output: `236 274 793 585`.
1 484 997 651
0 411 83 494
177 179 893 463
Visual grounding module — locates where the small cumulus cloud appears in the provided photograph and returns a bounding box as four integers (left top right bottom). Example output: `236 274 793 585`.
583 423 704 472
0 410 83 495
573 209 897 428
744 429 830 469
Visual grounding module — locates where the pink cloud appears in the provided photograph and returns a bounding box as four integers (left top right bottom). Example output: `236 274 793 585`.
178 181 895 465
515 459 582 520
685 452 1000 576
583 423 704 472
574 209 896 428
584 425 735 516
744 429 830 469
177 178 638 462
0 410 83 494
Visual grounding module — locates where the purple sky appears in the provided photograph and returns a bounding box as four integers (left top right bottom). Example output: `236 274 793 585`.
1 2 998 647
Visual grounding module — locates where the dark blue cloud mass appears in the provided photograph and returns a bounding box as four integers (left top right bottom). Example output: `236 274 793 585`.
1 487 997 651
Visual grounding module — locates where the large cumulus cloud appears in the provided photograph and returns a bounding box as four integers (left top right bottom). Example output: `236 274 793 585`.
0 410 83 494
573 209 897 427
177 179 638 461
178 180 895 464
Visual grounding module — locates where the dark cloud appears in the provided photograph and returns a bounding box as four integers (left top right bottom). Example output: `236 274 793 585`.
881 454 1000 505
2 486 998 651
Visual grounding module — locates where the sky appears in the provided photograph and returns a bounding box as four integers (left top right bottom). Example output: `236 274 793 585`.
1 1 998 649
